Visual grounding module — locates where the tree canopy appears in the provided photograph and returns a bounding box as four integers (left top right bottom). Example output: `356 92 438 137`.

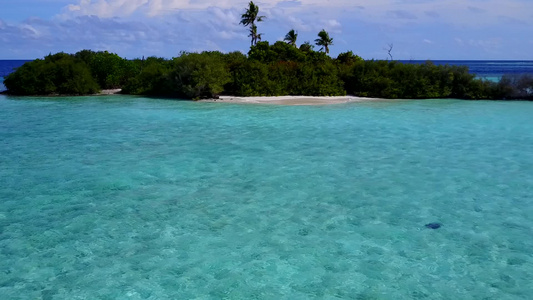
4 52 99 95
5 47 530 100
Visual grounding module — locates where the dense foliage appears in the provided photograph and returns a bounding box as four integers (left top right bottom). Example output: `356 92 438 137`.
343 60 497 99
3 46 532 100
75 50 137 89
4 52 99 95
495 74 533 100
226 41 345 96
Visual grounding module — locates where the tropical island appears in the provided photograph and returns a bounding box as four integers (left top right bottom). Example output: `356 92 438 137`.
2 1 532 101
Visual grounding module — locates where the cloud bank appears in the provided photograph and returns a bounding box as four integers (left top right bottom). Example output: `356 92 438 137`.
0 0 532 59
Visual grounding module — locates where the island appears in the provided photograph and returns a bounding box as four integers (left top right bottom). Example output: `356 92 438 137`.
3 1 532 101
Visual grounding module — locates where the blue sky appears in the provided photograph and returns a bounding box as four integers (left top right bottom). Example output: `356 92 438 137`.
1 0 532 60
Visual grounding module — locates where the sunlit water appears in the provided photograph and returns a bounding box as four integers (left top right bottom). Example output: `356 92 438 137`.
0 95 532 299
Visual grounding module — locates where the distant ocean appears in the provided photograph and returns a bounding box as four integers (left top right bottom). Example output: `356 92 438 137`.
1 59 533 92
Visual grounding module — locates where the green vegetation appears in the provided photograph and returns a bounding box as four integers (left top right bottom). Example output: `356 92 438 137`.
495 74 533 100
4 52 99 95
75 50 137 89
343 60 501 99
4 47 531 100
3 1 532 100
225 41 345 96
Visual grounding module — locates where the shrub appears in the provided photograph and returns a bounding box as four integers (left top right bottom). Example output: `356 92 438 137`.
4 53 99 95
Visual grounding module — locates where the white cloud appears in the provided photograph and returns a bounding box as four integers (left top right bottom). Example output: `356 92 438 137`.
59 0 398 19
59 0 533 34
21 24 41 38
467 38 502 52
65 0 150 18
322 19 342 33
2 0 533 59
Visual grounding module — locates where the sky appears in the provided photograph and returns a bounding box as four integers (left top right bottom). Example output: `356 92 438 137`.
1 0 532 60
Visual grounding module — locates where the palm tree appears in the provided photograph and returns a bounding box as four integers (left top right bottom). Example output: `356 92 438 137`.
315 29 333 54
240 1 265 46
248 24 263 45
248 24 257 46
299 41 314 52
284 29 298 47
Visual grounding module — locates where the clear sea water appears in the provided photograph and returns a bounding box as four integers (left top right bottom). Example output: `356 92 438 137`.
0 94 532 299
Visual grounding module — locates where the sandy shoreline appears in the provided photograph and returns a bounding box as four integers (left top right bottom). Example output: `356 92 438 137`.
98 89 122 95
200 95 386 105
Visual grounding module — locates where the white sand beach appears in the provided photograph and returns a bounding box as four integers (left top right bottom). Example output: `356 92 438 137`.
98 89 122 95
202 95 386 106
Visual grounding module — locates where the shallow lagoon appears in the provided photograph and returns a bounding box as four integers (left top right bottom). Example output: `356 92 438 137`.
0 95 532 299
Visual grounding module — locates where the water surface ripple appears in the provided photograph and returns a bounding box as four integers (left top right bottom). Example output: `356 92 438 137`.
0 96 532 299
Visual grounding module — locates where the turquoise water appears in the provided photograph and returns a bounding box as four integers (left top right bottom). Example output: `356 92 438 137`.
0 95 532 299
479 76 501 83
